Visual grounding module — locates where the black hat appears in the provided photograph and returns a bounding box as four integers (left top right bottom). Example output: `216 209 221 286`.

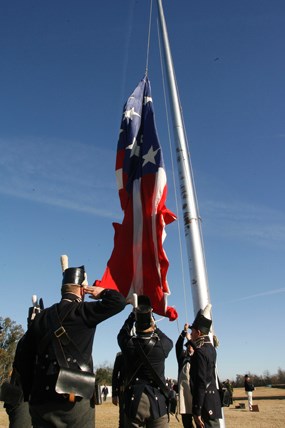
137 295 151 306
190 304 212 334
135 304 153 331
62 266 85 286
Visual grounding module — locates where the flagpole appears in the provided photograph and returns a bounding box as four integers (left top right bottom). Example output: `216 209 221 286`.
156 1 226 426
156 0 210 317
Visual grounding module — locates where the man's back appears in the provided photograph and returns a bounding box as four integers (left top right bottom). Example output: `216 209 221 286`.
20 290 125 404
16 264 126 428
117 307 173 425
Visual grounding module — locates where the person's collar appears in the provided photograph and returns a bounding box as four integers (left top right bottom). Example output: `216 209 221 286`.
135 330 157 340
194 335 211 348
61 292 82 303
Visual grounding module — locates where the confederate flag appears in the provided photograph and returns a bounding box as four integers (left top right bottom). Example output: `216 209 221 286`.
95 76 177 320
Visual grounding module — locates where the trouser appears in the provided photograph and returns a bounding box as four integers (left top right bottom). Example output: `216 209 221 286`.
247 391 253 410
5 401 31 428
30 398 95 428
202 418 220 428
125 392 169 428
181 413 194 428
118 392 125 428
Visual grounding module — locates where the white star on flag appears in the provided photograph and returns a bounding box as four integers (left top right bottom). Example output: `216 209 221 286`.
126 137 141 158
124 107 140 121
142 146 160 167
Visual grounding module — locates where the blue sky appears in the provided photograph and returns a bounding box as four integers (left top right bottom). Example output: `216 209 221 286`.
1 0 285 381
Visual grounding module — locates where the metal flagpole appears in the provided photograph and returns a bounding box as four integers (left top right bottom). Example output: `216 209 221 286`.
156 1 226 426
156 0 210 317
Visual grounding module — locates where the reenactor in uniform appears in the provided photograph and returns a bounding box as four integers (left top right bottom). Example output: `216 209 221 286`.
112 351 126 428
18 261 126 428
175 324 195 427
118 296 173 428
3 337 32 428
3 295 43 428
190 304 222 428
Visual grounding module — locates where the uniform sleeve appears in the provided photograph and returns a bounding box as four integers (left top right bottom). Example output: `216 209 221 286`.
112 353 123 396
117 311 135 351
156 328 173 356
82 289 126 326
175 331 185 363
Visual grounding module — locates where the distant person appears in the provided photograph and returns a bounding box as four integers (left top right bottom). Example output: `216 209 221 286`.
167 379 177 416
102 385 109 401
118 296 173 427
112 351 125 427
175 323 195 427
18 261 126 428
244 375 255 411
190 304 222 428
223 379 233 405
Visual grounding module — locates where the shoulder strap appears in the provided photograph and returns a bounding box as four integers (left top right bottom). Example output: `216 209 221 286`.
124 336 157 390
47 303 90 372
36 303 70 357
46 304 71 369
135 338 170 398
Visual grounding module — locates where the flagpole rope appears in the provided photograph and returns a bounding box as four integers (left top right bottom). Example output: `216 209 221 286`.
145 0 153 77
157 19 189 329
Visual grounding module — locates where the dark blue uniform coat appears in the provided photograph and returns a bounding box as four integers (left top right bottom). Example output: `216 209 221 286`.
17 289 125 428
190 337 222 421
118 313 173 421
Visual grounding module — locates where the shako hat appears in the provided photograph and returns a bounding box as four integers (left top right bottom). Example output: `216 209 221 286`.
135 296 153 331
190 303 212 334
62 266 85 286
137 295 151 307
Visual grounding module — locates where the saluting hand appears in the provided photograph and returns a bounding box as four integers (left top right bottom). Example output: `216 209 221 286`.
83 285 105 300
184 323 191 340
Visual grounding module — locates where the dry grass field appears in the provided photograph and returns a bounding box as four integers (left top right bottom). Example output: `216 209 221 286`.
0 387 284 427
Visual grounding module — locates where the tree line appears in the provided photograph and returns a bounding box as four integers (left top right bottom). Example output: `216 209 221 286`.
231 370 285 388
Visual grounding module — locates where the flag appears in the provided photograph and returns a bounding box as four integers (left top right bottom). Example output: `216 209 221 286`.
95 76 177 320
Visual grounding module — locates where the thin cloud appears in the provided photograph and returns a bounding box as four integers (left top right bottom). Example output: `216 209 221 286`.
202 199 285 249
223 288 285 303
1 137 284 250
0 136 122 219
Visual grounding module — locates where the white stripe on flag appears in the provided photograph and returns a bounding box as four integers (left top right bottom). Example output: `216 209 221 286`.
132 178 143 294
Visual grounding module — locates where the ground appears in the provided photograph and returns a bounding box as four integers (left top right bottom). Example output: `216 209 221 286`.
0 387 284 427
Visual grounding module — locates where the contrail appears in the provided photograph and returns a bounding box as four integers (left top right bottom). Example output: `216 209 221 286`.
221 288 285 304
